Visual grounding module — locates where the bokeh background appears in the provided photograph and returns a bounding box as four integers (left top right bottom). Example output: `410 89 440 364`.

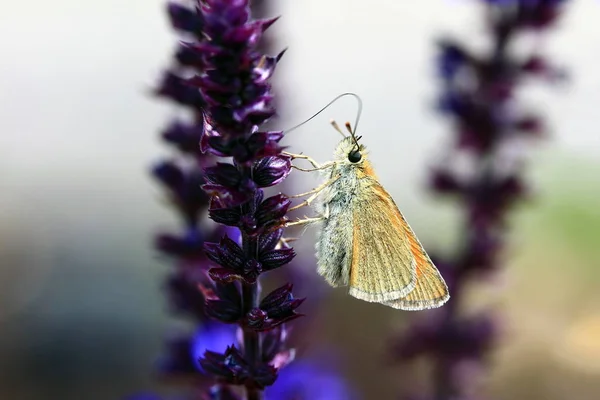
1 0 599 399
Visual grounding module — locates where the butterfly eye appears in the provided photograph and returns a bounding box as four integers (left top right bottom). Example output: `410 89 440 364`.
348 150 362 163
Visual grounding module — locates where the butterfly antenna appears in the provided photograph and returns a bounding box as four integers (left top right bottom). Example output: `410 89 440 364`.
344 121 353 135
330 119 347 138
284 92 363 135
345 121 360 149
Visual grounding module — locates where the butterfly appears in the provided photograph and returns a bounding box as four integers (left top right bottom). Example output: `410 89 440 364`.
284 117 449 310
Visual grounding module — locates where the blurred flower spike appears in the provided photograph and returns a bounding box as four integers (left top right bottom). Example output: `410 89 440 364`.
394 0 571 399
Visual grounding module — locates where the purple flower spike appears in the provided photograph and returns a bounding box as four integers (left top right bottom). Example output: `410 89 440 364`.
151 1 303 398
394 1 571 399
134 1 305 399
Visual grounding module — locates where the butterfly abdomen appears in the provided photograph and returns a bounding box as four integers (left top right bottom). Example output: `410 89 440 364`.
314 168 359 287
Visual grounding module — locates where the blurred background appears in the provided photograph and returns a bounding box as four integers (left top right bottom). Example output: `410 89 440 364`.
1 0 599 399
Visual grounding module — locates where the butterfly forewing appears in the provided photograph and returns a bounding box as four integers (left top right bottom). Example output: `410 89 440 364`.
348 179 417 302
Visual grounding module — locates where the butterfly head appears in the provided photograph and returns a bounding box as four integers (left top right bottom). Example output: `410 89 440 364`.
332 127 366 166
330 120 366 165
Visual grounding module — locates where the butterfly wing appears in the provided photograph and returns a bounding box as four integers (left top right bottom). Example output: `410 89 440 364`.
348 180 417 302
382 211 450 310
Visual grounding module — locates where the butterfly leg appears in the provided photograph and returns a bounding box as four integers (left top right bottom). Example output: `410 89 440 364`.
291 162 335 172
283 151 335 172
285 215 326 228
282 151 321 169
285 204 329 228
275 236 298 249
288 175 340 212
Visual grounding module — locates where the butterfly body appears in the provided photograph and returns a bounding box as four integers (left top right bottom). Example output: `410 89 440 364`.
310 136 449 310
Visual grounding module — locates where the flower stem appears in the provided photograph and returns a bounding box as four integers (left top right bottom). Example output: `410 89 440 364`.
242 232 263 400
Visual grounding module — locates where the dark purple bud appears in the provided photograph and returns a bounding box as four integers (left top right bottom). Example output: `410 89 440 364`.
233 99 276 131
193 72 243 95
209 204 242 226
156 229 204 258
223 24 262 46
205 163 242 187
256 194 291 228
203 163 258 207
204 235 245 270
153 161 184 189
200 123 223 155
175 42 205 67
437 41 468 79
253 156 291 187
258 228 283 253
260 284 304 322
246 130 283 157
203 2 250 35
194 42 227 57
258 16 280 33
430 168 462 193
212 280 242 304
252 54 279 84
437 91 467 116
203 183 257 209
208 268 244 284
260 284 294 309
204 131 286 165
199 345 278 389
199 345 247 381
166 270 207 318
245 308 269 329
205 297 243 323
167 3 204 34
162 120 204 154
156 71 205 109
259 248 295 272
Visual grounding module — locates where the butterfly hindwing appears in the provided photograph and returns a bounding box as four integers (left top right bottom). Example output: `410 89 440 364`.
383 211 450 310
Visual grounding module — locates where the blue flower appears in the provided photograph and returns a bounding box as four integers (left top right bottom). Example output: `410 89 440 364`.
265 360 355 400
191 322 238 372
